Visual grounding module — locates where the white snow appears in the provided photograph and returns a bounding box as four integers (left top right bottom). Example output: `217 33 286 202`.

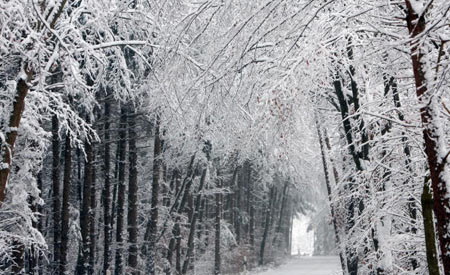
291 214 314 256
409 0 425 15
254 256 341 275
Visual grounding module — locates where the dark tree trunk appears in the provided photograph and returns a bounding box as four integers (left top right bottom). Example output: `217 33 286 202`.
114 107 128 275
245 162 255 249
405 3 450 273
1 72 30 275
76 148 82 208
60 133 72 274
144 114 162 274
111 129 121 236
11 241 25 274
28 185 40 275
227 168 238 227
102 97 112 275
176 231 182 275
347 39 369 161
78 138 93 275
317 120 346 274
89 147 97 275
388 76 418 270
166 156 196 273
127 106 139 275
36 172 44 275
259 187 274 266
421 182 440 275
51 115 62 273
273 182 288 249
235 167 241 244
181 167 208 275
214 171 222 275
0 70 32 203
333 70 362 274
332 74 362 171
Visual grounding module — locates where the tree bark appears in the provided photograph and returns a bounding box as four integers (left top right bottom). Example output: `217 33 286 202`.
0 70 32 203
89 146 97 275
60 133 72 274
78 137 93 275
181 167 208 275
235 167 241 244
273 181 288 250
249 176 255 249
422 182 440 275
51 115 62 273
102 97 112 275
144 114 162 274
114 107 128 275
405 2 450 273
166 156 197 273
214 171 222 275
259 187 274 266
318 124 346 274
127 106 139 275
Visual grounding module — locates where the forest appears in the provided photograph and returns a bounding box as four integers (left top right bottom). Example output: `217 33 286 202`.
0 0 450 274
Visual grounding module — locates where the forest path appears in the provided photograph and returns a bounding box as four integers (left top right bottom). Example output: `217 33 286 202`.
254 256 341 275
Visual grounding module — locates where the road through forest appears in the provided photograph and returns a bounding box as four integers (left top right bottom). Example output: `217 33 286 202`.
254 256 341 275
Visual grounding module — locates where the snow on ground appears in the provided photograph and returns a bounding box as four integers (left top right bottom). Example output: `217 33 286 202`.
253 256 341 275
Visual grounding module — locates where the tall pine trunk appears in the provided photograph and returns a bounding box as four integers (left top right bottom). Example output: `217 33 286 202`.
114 107 128 275
51 115 61 273
78 137 93 275
127 106 139 275
60 133 72 274
102 97 112 275
144 114 162 274
89 149 97 275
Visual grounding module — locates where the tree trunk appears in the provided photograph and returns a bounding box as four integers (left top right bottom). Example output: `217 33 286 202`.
0 70 32 203
36 171 44 275
60 133 72 274
144 114 162 274
273 181 288 250
51 115 62 273
214 171 222 275
318 123 346 274
227 168 238 227
259 187 274 266
245 163 255 249
11 241 25 274
332 72 361 274
176 231 182 275
89 147 97 275
235 167 241 245
421 182 440 275
404 3 450 273
127 106 139 275
102 97 112 275
166 156 197 273
181 167 208 275
78 138 93 275
114 107 128 275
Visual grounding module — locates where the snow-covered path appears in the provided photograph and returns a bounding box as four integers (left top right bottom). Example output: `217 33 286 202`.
254 256 341 275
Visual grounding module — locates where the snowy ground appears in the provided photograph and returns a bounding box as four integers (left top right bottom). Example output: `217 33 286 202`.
253 256 341 275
